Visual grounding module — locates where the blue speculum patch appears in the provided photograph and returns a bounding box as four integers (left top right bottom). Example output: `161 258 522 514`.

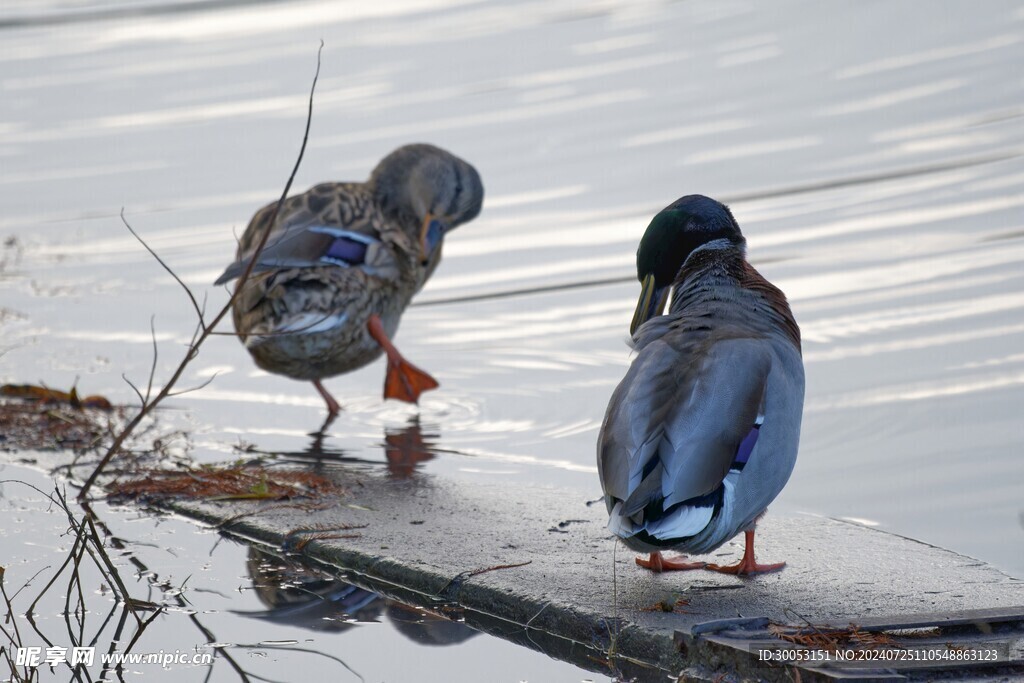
324 236 369 266
425 219 445 255
733 425 760 470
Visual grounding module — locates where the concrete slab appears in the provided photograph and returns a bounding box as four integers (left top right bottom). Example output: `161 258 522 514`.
146 468 1024 682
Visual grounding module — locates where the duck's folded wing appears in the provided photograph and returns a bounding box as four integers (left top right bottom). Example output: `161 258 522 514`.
214 207 390 285
658 338 771 509
599 336 771 520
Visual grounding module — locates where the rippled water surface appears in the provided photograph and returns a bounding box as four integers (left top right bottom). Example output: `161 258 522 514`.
1 0 1023 678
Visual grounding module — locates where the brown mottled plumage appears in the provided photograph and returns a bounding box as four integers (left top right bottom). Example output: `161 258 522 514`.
215 144 483 415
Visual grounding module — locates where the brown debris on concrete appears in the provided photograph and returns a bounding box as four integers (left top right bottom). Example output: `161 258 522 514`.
0 398 114 452
768 622 900 651
1 383 113 410
109 465 345 504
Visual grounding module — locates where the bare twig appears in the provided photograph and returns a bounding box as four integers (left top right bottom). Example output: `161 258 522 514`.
239 643 363 682
77 42 324 501
462 560 532 578
440 560 532 596
6 567 51 607
118 608 163 656
145 315 158 402
0 570 24 654
165 372 219 398
122 373 146 407
123 217 205 330
80 513 139 620
26 518 86 622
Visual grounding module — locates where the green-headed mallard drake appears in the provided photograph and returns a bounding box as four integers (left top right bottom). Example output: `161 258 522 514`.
598 195 804 575
214 144 483 416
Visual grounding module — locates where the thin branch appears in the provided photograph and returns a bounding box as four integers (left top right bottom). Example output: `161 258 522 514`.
121 374 146 407
234 643 363 683
63 539 88 655
8 566 53 604
186 611 251 683
122 212 205 331
145 315 158 402
26 523 86 621
80 510 142 621
118 607 163 655
77 42 324 502
165 372 218 398
0 570 24 652
463 560 532 579
96 607 130 683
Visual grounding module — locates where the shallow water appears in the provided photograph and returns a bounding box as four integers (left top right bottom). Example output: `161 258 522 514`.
1 0 1023 678
0 465 618 681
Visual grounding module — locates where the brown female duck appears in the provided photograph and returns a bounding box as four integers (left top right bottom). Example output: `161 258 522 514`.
215 144 483 416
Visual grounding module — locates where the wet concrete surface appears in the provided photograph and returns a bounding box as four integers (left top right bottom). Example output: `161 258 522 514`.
153 467 1024 681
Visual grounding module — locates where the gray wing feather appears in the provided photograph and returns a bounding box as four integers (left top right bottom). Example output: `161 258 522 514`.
599 333 771 518
660 339 770 508
598 341 676 511
215 209 331 285
215 205 393 286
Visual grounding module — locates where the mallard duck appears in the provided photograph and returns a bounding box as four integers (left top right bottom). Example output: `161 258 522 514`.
214 144 483 415
598 195 804 575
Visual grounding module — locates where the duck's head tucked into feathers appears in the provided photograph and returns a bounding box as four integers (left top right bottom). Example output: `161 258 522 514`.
370 144 484 265
631 195 744 334
600 193 803 572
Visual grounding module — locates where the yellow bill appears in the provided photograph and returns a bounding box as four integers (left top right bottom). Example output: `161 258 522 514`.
630 273 668 335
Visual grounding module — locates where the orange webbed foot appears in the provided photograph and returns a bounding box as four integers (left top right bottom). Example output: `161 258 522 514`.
636 552 706 573
704 529 785 576
383 357 439 404
368 314 439 404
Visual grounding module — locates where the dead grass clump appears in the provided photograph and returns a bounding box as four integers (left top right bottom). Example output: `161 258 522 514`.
0 383 115 451
1 383 113 410
0 398 114 452
769 623 900 652
640 597 690 613
108 466 344 503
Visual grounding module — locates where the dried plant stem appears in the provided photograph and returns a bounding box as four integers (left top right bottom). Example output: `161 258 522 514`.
0 571 24 653
77 42 324 502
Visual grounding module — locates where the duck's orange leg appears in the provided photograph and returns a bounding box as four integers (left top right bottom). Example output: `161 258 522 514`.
309 378 342 417
636 551 706 572
312 379 341 416
367 314 439 404
705 530 785 576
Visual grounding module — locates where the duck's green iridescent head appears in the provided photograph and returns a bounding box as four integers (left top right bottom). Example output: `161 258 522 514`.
630 195 744 334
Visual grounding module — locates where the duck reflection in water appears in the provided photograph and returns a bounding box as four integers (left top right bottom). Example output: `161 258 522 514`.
240 548 476 646
270 417 438 480
381 417 437 479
